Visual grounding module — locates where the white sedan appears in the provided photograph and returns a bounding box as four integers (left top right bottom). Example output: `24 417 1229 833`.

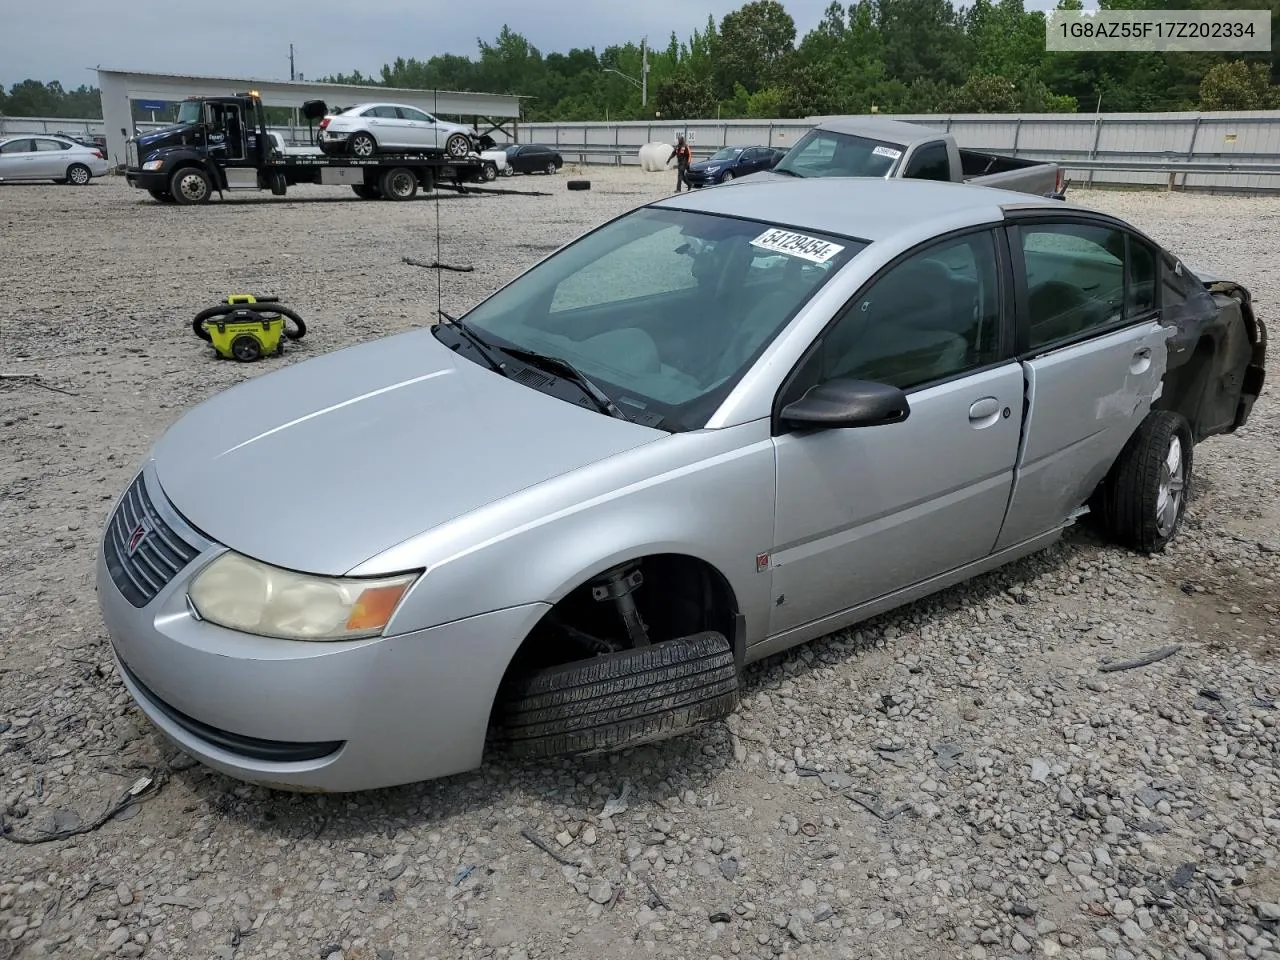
317 103 476 159
0 134 109 184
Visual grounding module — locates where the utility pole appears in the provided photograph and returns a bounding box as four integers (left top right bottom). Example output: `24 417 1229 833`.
290 43 296 81
641 38 649 108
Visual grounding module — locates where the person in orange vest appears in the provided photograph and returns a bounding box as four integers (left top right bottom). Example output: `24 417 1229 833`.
668 135 692 192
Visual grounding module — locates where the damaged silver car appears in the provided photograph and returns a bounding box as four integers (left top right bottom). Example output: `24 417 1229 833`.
95 177 1267 792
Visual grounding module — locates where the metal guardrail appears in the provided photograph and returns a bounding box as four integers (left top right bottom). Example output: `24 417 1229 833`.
552 144 1280 177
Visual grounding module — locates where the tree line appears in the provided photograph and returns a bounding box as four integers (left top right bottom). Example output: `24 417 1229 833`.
6 0 1280 123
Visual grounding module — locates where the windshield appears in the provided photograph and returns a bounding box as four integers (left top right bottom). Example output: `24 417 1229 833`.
176 101 203 125
447 206 866 430
774 129 904 179
709 147 742 163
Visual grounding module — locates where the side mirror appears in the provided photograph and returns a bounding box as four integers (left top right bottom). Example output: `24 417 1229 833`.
780 379 910 431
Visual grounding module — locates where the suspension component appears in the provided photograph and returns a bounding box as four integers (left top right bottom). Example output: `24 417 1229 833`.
591 563 649 647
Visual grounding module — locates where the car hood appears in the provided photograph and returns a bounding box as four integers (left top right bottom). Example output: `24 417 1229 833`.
151 328 665 576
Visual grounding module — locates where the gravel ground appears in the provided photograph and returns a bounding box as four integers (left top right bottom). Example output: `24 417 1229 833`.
1 167 1277 960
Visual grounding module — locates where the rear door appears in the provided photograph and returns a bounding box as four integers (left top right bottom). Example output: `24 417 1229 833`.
0 138 37 180
993 213 1167 550
361 106 405 148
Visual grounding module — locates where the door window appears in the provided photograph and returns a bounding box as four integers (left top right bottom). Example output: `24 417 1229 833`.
903 141 951 181
1021 222 1149 349
34 139 70 151
815 231 1005 390
398 107 433 122
361 106 399 119
1127 236 1157 316
0 139 34 154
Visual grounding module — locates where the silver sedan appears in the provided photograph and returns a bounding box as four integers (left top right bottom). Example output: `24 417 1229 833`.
0 134 109 184
94 176 1268 793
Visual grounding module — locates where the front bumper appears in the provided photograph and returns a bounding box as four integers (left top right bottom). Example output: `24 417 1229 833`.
124 168 168 191
683 170 721 188
95 465 550 792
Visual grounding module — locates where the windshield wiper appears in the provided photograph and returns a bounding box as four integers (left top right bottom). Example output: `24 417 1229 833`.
437 310 507 374
771 166 803 178
498 346 628 421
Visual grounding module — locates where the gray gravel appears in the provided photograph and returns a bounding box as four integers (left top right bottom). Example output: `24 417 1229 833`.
1 168 1278 960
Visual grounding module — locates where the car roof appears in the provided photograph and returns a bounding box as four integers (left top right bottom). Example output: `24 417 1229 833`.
808 115 947 143
650 176 1077 243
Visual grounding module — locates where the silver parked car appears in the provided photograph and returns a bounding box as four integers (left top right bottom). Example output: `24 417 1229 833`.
317 102 476 159
95 177 1267 793
0 134 109 184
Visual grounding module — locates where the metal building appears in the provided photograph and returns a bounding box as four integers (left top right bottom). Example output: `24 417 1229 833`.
95 67 525 166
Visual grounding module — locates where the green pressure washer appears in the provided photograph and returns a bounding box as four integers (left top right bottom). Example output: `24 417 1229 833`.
192 294 307 362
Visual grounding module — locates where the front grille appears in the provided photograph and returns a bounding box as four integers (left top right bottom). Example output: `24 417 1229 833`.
104 472 200 607
117 657 344 763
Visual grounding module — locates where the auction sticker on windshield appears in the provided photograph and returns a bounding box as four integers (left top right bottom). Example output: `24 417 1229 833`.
872 145 903 160
751 228 845 264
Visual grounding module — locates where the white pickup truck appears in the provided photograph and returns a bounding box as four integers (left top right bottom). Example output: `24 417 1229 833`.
761 116 1067 199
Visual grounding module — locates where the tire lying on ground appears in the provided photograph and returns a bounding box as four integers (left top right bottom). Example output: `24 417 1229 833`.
567 179 591 191
497 631 739 758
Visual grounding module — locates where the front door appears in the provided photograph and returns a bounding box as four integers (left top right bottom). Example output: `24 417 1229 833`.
993 216 1168 550
398 107 438 149
769 227 1023 638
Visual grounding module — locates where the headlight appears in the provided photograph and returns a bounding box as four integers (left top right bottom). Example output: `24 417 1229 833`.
706 165 720 173
142 160 164 171
188 552 421 641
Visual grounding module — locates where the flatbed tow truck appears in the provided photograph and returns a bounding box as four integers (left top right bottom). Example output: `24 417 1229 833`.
123 91 487 204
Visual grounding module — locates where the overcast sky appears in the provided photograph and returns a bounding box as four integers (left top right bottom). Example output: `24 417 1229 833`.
3 0 1065 89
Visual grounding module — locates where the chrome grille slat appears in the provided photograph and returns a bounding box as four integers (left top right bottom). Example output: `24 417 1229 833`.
103 472 200 608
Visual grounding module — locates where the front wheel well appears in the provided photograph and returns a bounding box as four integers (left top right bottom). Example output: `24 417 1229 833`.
494 553 740 700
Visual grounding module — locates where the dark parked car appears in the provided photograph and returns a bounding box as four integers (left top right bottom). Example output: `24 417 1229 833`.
502 143 563 176
683 145 784 188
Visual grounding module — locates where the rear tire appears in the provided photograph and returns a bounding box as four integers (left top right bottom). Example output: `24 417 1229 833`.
1096 409 1193 555
66 163 92 185
482 161 498 181
497 631 739 759
349 132 377 158
544 160 558 175
379 167 418 201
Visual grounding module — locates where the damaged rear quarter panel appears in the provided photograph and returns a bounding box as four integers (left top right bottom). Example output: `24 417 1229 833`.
1156 261 1268 440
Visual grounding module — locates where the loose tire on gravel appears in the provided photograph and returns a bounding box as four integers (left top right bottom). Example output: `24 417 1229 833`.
497 631 739 758
1096 409 1193 555
567 179 591 191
